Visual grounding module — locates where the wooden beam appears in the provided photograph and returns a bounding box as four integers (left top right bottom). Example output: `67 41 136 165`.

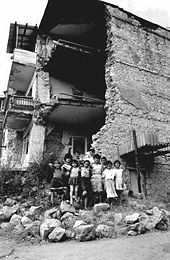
132 129 142 193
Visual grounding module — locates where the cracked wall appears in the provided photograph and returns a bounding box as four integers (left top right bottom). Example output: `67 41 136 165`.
93 5 170 201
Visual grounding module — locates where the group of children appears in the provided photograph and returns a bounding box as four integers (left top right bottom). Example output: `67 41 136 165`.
49 148 126 209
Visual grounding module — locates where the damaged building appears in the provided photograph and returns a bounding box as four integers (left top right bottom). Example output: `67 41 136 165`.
0 0 170 202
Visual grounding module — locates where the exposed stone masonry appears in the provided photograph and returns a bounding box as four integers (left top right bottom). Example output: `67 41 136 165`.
93 5 170 201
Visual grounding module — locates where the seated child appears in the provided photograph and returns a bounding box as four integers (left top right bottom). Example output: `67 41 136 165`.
49 160 67 205
80 160 92 209
102 161 117 208
69 159 81 204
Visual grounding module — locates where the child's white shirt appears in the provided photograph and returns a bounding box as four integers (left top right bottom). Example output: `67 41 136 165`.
102 168 116 180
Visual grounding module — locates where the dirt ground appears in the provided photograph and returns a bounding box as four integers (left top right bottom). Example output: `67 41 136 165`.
0 230 170 260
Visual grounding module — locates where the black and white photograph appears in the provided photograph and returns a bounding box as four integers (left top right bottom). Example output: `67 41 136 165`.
0 0 170 259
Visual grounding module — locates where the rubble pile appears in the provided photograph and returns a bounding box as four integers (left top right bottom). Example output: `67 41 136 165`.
0 198 169 243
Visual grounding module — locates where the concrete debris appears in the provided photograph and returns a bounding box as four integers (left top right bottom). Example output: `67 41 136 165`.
93 203 110 214
0 199 169 243
95 224 114 238
48 226 66 242
124 213 140 224
10 214 22 226
74 224 95 242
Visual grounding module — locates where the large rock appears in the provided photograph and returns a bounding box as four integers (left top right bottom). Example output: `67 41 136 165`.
59 201 76 215
10 214 22 226
0 222 11 229
0 210 5 222
141 207 165 230
74 224 95 242
44 208 58 219
27 206 43 220
73 220 86 229
93 203 110 214
40 219 61 240
114 213 123 225
48 227 66 242
95 224 114 238
1 204 19 219
124 213 140 224
25 221 41 235
127 230 138 236
4 198 16 207
61 212 76 229
127 222 147 235
21 216 32 228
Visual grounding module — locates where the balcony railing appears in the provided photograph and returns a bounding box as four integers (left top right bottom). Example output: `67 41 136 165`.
5 95 34 112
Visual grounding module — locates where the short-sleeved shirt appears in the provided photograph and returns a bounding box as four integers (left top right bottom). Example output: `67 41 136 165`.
102 168 116 180
81 167 91 178
70 167 80 178
91 163 102 175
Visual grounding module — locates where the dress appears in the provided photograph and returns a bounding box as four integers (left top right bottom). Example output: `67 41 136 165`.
113 169 124 190
102 169 117 198
69 167 80 186
91 163 103 192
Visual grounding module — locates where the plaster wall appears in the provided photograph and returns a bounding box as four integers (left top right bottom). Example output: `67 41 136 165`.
26 123 46 165
0 129 22 168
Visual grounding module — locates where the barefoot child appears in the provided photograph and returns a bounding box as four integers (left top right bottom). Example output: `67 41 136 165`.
69 159 81 204
80 160 92 209
102 161 117 208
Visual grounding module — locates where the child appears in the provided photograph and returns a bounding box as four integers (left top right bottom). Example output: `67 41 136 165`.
102 161 117 208
69 159 81 204
113 160 125 205
91 154 103 204
61 154 72 186
83 148 95 164
49 161 68 205
80 160 92 209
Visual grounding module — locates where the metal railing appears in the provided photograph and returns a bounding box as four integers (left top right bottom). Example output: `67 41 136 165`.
5 95 34 112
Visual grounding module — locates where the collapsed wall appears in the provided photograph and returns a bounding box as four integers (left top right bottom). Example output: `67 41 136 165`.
93 4 170 201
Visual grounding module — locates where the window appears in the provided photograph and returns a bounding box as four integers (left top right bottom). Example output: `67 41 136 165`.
71 136 88 156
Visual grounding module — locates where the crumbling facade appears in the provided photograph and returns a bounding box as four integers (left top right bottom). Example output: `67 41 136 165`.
0 0 170 201
93 4 170 201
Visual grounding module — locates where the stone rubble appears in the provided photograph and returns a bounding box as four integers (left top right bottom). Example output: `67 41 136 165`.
0 198 169 243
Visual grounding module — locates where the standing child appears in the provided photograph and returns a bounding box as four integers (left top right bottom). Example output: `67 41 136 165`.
113 160 125 205
69 159 81 204
80 160 92 209
61 154 72 187
102 161 117 208
91 154 103 204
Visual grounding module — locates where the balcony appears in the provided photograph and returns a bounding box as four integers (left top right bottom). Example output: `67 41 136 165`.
3 95 34 131
7 95 34 110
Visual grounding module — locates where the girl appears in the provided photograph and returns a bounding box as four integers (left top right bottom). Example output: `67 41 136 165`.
113 160 125 205
80 160 92 209
69 159 81 204
102 161 117 208
91 154 103 204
